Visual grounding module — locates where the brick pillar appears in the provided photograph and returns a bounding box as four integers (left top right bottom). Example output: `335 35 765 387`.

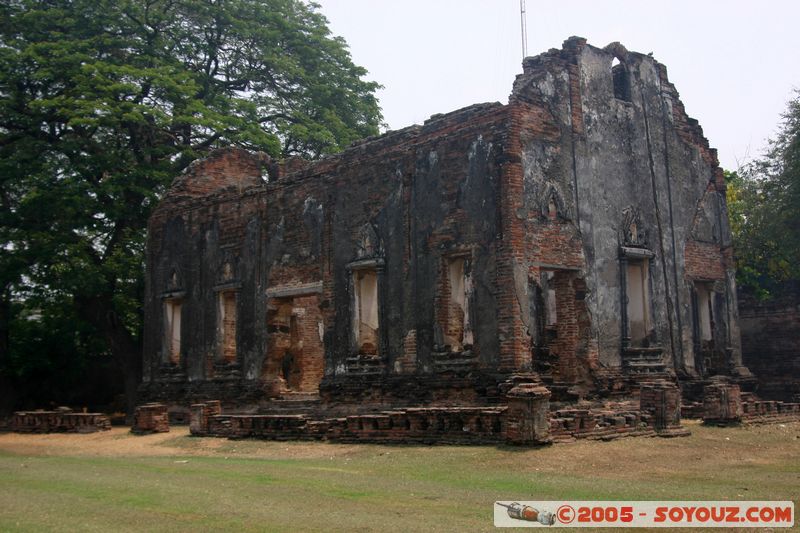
553 272 578 382
131 403 170 434
189 400 221 436
496 105 529 372
703 380 743 425
505 384 552 445
639 381 690 437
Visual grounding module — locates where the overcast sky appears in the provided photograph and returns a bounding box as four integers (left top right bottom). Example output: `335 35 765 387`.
315 0 799 171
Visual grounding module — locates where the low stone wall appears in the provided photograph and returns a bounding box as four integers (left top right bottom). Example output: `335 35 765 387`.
741 393 800 424
702 382 800 425
549 408 654 442
549 381 690 443
9 409 111 433
157 380 800 445
197 407 510 445
131 403 170 434
331 408 509 444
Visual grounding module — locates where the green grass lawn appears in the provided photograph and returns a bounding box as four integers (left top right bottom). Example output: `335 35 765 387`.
0 421 798 532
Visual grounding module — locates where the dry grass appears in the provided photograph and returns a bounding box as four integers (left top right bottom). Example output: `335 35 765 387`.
0 421 798 532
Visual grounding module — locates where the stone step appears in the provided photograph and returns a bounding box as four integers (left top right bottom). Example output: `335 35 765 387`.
258 398 321 414
344 355 384 374
270 398 320 406
623 347 664 360
280 392 320 401
625 361 666 374
345 356 382 364
433 358 478 371
625 354 664 363
432 350 476 360
344 367 384 376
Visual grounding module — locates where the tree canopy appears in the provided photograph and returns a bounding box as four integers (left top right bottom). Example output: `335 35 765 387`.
727 91 800 297
0 0 383 414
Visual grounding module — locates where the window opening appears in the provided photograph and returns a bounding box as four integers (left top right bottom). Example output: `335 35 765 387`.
353 269 379 354
164 299 183 364
625 260 650 344
218 291 237 362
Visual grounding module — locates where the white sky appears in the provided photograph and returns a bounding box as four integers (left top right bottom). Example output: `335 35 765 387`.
315 0 799 171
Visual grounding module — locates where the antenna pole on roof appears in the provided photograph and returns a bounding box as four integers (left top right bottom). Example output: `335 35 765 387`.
520 0 528 59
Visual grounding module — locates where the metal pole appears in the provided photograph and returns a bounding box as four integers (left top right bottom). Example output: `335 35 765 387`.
520 0 528 59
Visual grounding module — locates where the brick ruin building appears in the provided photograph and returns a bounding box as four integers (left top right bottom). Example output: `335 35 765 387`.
139 37 765 442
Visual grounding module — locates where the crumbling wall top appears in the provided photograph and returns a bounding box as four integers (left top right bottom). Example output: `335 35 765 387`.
166 146 270 200
512 37 720 171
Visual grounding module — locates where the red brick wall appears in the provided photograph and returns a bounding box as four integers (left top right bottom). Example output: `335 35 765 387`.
495 101 564 371
527 221 585 269
684 240 726 281
292 294 325 393
163 147 267 200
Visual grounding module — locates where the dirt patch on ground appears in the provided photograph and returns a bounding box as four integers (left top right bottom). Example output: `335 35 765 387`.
1 420 799 467
0 427 365 459
485 419 800 483
0 428 186 457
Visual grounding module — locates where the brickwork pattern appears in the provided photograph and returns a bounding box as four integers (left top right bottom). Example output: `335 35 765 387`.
684 240 726 281
703 381 743 424
740 393 800 424
131 403 170 434
505 384 551 444
187 395 696 445
9 410 111 433
639 381 689 436
549 408 655 443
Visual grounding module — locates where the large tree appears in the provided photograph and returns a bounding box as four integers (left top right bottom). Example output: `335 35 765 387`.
727 91 800 296
0 0 382 415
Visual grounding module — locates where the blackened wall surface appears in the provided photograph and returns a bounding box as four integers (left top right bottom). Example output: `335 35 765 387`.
142 149 269 405
142 105 514 408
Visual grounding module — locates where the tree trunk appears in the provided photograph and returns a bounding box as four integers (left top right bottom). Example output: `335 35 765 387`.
76 294 142 422
120 345 142 424
0 291 16 417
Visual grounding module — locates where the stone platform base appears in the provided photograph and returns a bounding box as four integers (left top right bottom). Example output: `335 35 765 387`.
135 379 800 446
186 394 692 446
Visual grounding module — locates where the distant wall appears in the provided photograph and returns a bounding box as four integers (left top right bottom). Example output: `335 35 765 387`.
739 282 800 400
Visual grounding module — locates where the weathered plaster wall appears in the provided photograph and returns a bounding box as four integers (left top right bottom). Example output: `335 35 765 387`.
508 38 742 388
